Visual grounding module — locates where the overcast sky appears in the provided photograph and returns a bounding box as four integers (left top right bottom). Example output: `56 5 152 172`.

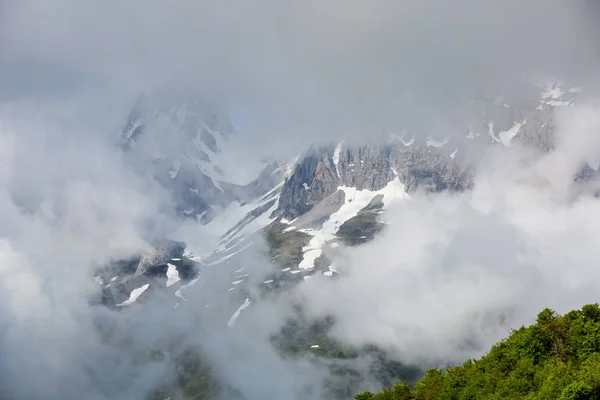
2 0 599 148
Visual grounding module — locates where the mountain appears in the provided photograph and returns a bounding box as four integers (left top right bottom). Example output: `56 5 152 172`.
90 89 292 309
120 88 287 224
201 78 589 287
103 78 590 314
93 79 597 399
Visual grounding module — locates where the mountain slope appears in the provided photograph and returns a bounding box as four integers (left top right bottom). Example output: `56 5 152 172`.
186 78 595 308
89 79 600 399
120 88 286 223
104 78 597 312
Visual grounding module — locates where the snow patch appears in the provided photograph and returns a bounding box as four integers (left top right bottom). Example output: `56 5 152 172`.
298 177 408 269
299 248 322 270
166 263 181 287
498 120 526 147
227 298 251 327
116 284 150 307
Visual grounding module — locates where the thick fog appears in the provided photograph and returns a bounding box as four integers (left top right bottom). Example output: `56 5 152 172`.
1 0 600 399
2 0 599 150
297 102 600 366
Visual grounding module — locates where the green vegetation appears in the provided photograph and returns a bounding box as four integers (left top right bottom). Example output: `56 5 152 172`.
336 210 384 246
266 222 312 270
355 304 600 400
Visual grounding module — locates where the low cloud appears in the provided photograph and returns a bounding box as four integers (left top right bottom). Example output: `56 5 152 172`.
2 1 599 153
296 100 600 366
0 102 176 399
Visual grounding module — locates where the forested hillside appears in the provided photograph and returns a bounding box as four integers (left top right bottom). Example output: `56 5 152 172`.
356 304 600 400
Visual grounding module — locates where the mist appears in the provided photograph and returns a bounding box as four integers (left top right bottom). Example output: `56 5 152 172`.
1 0 600 399
296 101 600 366
3 0 600 152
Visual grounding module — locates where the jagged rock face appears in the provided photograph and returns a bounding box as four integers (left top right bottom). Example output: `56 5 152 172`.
337 143 395 191
389 145 473 194
275 80 584 221
277 141 473 219
276 148 340 219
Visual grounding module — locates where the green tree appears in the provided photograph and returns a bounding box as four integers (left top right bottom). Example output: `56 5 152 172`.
559 382 593 400
415 369 444 400
537 308 557 325
356 304 600 400
355 392 375 400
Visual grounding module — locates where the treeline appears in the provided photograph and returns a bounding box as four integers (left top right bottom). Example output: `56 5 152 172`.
356 304 600 400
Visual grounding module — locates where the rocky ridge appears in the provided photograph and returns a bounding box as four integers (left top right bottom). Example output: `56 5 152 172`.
103 79 590 310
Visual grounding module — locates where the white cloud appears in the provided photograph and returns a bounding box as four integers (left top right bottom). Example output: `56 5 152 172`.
2 1 599 151
296 101 600 367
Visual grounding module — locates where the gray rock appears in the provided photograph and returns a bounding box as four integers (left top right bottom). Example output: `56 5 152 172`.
337 143 395 191
274 79 583 220
276 147 340 219
276 140 474 220
389 144 473 194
